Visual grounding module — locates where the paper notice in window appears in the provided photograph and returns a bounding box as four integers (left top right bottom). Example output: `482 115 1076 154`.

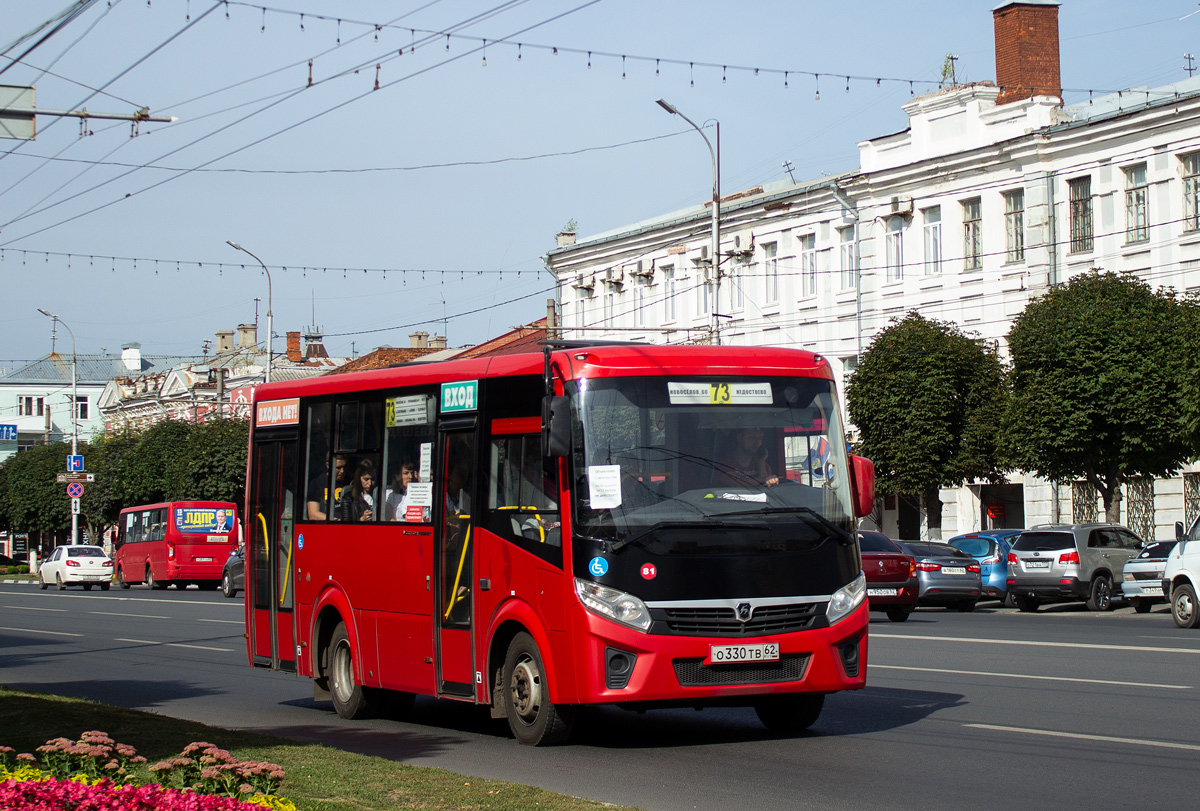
588 465 623 509
405 482 434 508
418 443 432 482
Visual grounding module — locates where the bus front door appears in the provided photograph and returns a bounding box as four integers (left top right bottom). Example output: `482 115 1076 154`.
248 437 299 671
436 425 477 698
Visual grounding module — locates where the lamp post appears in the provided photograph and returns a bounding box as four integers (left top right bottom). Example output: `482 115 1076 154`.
226 241 273 384
656 98 721 345
37 308 78 545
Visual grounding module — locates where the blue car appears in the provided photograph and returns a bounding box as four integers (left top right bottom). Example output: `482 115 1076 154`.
946 529 1024 607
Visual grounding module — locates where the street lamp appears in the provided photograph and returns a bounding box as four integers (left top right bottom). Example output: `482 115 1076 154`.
37 308 78 545
656 97 721 344
225 241 273 384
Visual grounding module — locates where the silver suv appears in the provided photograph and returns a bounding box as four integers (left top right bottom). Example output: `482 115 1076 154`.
1006 523 1144 612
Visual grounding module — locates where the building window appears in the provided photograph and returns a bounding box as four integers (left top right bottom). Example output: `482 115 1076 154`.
838 227 856 290
1004 190 1025 262
729 261 744 311
1125 164 1149 243
576 286 590 328
603 289 614 326
17 396 44 417
75 396 89 421
1183 154 1200 232
634 277 648 327
661 265 676 322
763 243 779 304
962 197 982 270
922 206 942 275
1069 176 1093 253
885 217 904 282
799 234 817 297
695 264 711 318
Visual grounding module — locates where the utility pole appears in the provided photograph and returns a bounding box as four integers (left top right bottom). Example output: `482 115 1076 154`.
1186 54 1197 77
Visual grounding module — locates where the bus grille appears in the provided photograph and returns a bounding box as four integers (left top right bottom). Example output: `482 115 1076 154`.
655 603 823 637
672 654 810 687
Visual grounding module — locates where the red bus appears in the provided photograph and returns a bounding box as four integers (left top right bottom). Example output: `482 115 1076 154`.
244 343 874 744
114 501 239 590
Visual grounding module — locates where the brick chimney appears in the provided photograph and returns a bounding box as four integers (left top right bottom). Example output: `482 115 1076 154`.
993 1 1061 105
286 331 302 363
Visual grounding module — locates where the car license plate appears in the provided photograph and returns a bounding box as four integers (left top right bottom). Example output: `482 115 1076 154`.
942 566 966 575
867 588 898 597
708 642 780 664
1025 560 1050 569
1141 585 1162 595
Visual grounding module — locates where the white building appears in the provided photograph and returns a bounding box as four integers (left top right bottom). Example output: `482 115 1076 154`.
544 1 1200 541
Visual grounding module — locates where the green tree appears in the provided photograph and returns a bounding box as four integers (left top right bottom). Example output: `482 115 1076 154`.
4 442 71 536
118 420 193 506
78 432 139 543
846 312 1008 533
1003 271 1192 522
171 419 249 503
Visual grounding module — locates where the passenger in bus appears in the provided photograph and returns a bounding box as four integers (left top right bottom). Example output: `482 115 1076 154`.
718 426 780 487
384 460 419 521
337 459 377 522
306 454 350 520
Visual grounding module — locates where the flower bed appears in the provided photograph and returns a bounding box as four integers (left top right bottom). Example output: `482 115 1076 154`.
1 732 296 811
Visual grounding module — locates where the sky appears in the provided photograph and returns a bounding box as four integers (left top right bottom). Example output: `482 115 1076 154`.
1 0 1197 369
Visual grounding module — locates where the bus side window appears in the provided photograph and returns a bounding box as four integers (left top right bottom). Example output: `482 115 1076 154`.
486 433 562 564
304 402 333 521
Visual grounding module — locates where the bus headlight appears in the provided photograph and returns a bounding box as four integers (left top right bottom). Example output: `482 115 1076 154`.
825 572 866 625
575 578 652 632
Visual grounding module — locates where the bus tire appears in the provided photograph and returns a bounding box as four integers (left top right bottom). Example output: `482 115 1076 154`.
146 567 166 590
502 632 575 746
116 568 131 590
198 581 219 591
328 623 376 720
754 693 825 734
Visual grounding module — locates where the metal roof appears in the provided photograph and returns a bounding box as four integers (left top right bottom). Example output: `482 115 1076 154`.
0 352 198 385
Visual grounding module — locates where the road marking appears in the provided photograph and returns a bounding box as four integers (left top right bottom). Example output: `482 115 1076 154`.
2 605 66 612
0 625 81 637
115 638 232 652
872 632 1200 655
874 664 1190 690
195 618 243 625
90 611 170 619
2 591 239 608
967 723 1200 752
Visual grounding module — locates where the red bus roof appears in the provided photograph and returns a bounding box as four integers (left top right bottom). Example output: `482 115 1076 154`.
250 344 832 403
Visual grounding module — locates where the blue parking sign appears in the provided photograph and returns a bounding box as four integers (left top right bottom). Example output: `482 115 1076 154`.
67 455 84 472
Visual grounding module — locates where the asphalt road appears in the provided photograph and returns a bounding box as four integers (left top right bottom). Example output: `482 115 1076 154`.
2 583 1198 810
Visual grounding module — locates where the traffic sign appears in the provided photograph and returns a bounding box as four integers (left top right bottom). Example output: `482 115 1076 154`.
66 482 84 499
67 455 84 472
70 498 81 515
0 424 16 441
56 473 95 483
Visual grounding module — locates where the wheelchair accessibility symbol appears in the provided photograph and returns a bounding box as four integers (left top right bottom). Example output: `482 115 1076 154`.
588 557 609 577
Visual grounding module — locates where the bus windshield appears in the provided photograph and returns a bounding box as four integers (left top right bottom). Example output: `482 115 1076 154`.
572 375 855 554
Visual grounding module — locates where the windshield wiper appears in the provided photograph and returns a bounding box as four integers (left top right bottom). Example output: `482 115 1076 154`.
708 506 855 546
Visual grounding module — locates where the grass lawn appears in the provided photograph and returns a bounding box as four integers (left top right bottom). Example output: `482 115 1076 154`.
0 688 641 810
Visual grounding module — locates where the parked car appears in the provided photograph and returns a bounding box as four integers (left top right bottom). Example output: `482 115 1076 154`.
0 553 23 567
946 529 1023 607
1121 541 1177 613
1164 516 1200 628
897 542 982 611
221 546 244 598
1007 523 1143 612
38 545 113 591
858 530 919 622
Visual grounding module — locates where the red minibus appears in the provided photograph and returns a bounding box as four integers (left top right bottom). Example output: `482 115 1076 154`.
114 501 239 590
244 343 874 744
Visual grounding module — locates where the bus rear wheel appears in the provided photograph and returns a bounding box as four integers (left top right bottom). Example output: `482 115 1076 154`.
753 693 825 734
146 567 166 590
503 632 574 746
328 623 376 719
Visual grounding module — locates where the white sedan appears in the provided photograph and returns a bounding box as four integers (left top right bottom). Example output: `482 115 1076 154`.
38 545 114 591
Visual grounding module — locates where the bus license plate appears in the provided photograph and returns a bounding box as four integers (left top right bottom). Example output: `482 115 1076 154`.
708 642 780 664
196 557 213 562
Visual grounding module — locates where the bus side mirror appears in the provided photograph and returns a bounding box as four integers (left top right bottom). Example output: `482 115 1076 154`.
543 395 571 458
849 455 875 519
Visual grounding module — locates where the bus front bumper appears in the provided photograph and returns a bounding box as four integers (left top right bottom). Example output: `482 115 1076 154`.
565 601 869 706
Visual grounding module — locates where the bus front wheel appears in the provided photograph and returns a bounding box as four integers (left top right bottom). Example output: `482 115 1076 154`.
116 568 131 590
328 623 376 720
502 632 575 746
754 693 825 734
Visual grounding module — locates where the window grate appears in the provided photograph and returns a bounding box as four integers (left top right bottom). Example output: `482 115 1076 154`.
1125 476 1155 540
1072 480 1098 524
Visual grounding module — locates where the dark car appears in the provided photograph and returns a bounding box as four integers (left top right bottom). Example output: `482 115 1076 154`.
947 529 1023 606
221 547 244 598
858 530 919 622
0 553 23 567
898 542 982 612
